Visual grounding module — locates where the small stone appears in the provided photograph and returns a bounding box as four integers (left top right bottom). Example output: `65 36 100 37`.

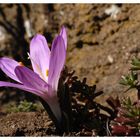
107 55 114 64
11 124 15 129
105 4 121 20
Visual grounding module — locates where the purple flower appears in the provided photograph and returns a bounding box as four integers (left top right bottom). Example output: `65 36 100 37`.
0 26 67 122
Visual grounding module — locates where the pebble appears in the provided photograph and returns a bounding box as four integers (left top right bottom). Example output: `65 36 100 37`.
107 55 114 64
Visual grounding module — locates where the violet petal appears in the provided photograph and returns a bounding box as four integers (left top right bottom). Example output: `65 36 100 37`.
15 66 48 93
48 35 66 96
0 57 21 83
0 81 45 98
30 34 50 81
60 26 67 49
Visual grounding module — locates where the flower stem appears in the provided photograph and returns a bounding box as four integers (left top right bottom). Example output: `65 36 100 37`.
39 97 63 135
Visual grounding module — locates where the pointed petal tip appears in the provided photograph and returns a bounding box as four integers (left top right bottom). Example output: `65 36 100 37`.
60 26 67 49
61 25 66 30
31 34 46 42
62 25 67 29
60 26 67 35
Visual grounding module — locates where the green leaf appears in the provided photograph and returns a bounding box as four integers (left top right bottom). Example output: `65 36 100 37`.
131 58 140 71
120 72 138 89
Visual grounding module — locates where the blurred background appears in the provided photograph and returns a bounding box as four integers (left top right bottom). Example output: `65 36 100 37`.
0 4 139 109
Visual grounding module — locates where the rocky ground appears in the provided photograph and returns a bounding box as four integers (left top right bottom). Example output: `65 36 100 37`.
0 4 140 136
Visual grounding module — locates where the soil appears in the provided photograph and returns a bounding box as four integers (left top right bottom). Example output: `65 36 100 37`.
0 4 140 136
0 112 56 136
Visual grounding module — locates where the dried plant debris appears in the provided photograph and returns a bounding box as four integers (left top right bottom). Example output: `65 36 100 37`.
60 67 120 136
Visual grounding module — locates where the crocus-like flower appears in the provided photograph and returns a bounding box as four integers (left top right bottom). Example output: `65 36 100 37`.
0 26 67 122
